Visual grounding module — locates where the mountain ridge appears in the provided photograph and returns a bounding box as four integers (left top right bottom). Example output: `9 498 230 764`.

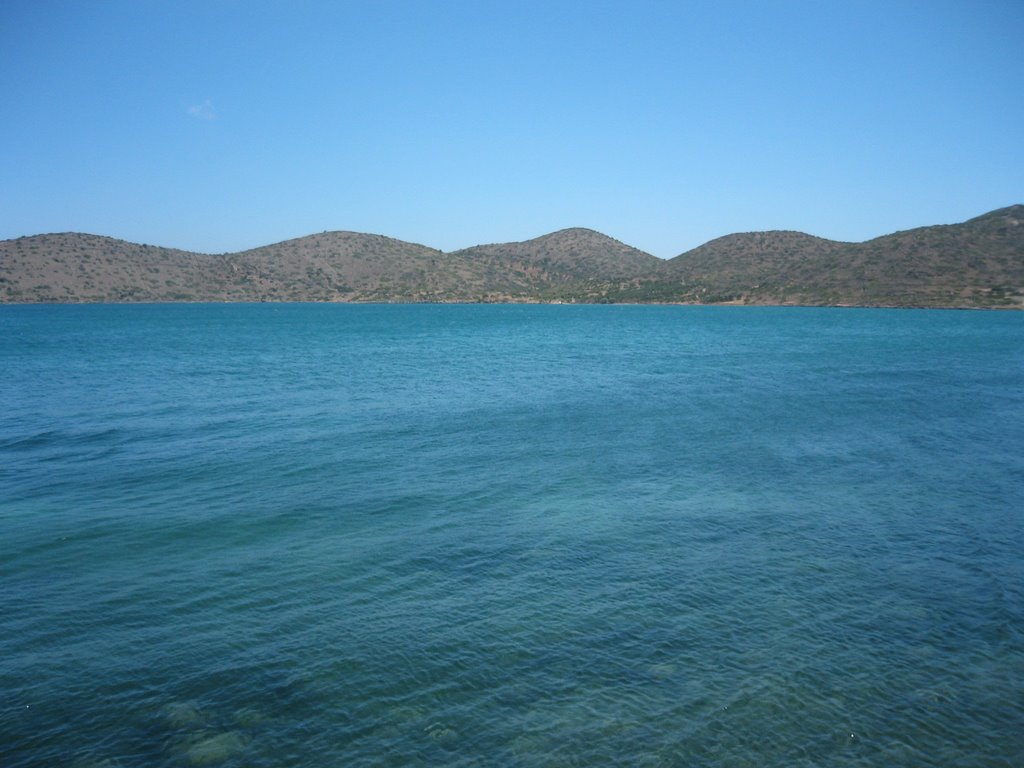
2 205 1022 307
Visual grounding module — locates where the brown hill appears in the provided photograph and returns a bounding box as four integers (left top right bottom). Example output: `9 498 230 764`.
453 228 662 281
221 228 662 301
0 231 480 303
0 227 664 304
599 204 1023 307
659 230 848 303
839 205 1024 306
227 231 457 302
1 206 1021 306
0 233 216 303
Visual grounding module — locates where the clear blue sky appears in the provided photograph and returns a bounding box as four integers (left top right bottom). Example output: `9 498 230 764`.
2 1 1021 257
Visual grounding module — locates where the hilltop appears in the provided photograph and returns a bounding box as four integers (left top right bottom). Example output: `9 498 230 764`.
1 206 1022 307
601 205 1024 307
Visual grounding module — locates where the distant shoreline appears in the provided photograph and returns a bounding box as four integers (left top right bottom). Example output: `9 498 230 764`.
3 205 1021 309
1 299 1018 311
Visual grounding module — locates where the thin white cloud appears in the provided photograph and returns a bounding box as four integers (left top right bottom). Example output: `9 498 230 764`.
187 99 217 121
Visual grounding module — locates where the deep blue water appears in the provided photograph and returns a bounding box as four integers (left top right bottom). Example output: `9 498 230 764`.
1 304 1022 767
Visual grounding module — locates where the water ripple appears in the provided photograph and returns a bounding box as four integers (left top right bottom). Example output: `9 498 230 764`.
1 305 1023 767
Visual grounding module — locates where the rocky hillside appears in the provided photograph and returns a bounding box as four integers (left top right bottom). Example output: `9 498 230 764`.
1 206 1022 307
603 205 1024 307
0 233 220 303
0 228 665 304
453 228 662 281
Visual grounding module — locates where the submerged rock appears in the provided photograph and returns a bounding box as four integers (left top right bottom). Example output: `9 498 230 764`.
233 706 266 727
164 701 206 729
183 731 249 765
424 722 457 744
647 662 678 680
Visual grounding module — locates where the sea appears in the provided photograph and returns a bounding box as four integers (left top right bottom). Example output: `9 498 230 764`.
1 303 1022 768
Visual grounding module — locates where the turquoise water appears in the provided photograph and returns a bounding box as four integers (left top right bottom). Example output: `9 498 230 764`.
1 304 1022 767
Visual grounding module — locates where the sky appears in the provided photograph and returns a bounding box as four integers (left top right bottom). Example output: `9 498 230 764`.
1 1 1022 258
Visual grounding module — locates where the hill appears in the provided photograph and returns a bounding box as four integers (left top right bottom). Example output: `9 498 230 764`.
0 232 468 303
453 227 661 280
0 233 217 303
1 206 1022 307
603 205 1024 307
